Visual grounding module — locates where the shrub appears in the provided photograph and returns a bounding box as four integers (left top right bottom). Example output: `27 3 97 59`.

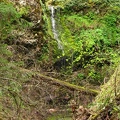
0 2 22 40
55 0 120 84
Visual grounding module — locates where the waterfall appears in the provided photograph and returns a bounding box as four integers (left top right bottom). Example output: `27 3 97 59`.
49 6 63 51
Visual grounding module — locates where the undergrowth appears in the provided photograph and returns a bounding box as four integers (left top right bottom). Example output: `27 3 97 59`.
53 0 120 84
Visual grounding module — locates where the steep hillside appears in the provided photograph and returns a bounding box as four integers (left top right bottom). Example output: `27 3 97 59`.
0 0 119 120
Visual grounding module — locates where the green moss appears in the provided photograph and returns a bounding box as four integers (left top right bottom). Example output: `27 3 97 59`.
47 114 72 120
90 65 120 111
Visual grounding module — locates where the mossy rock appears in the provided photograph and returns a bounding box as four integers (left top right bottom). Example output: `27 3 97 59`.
89 65 120 119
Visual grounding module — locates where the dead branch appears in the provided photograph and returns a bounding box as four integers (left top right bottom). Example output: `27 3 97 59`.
19 68 99 95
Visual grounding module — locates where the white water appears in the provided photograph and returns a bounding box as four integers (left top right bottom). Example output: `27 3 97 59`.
49 6 63 50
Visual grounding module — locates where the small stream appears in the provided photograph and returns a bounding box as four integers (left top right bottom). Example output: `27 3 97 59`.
49 5 64 51
47 6 72 120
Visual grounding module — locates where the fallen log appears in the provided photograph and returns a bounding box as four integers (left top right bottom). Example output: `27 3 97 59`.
19 68 99 95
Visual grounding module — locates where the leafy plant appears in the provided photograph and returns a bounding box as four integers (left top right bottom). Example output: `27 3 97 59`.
77 73 85 80
55 0 120 84
0 2 21 40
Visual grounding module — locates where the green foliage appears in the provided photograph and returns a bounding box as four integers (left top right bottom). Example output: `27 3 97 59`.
55 0 120 84
0 2 21 40
77 73 85 80
64 0 87 13
19 6 30 15
0 2 33 41
46 0 71 8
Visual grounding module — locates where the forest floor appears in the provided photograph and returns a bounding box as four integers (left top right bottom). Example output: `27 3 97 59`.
1 0 120 120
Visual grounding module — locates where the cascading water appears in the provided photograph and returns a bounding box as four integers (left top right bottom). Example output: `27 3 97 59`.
49 6 63 51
